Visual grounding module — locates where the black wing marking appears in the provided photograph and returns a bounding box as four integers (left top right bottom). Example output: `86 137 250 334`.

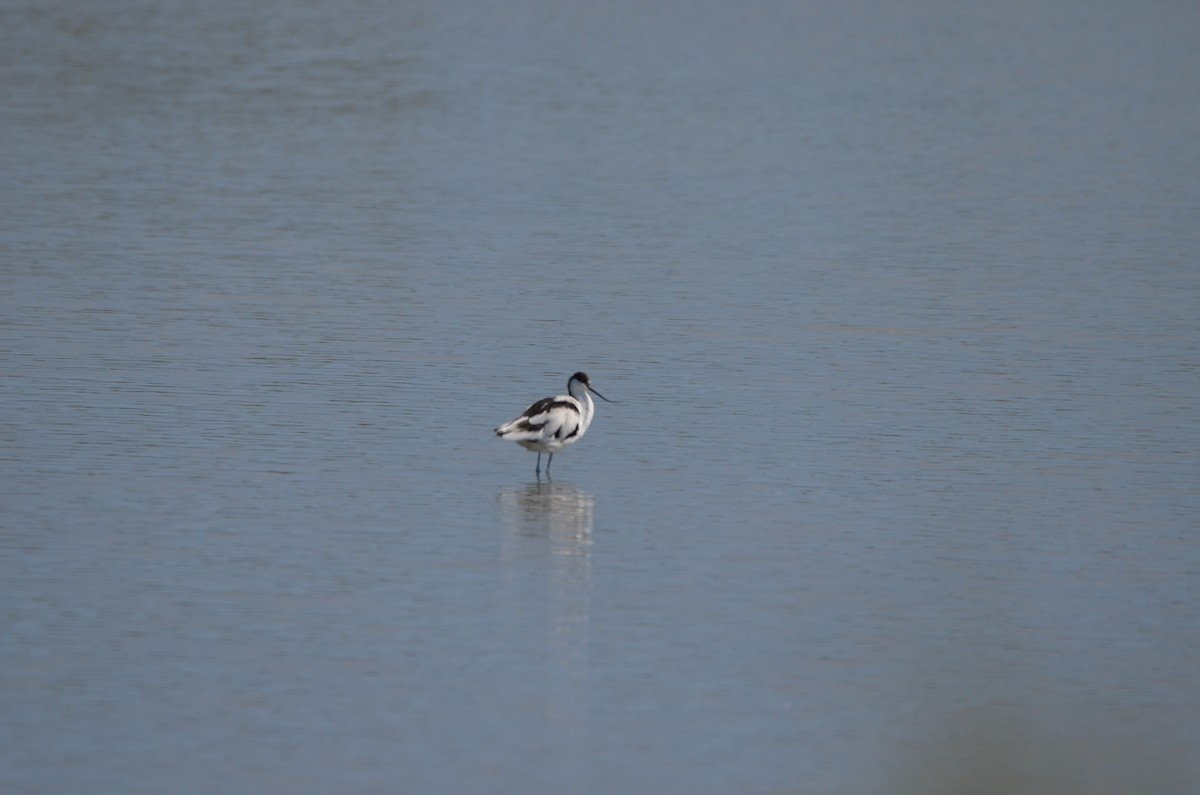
499 398 578 435
521 397 567 420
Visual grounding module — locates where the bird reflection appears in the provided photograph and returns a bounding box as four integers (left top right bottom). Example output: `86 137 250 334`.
496 481 593 785
498 481 594 549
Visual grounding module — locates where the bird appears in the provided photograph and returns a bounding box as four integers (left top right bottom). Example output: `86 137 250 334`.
495 372 612 477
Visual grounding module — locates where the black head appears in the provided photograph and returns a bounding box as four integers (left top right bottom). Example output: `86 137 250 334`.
569 371 613 402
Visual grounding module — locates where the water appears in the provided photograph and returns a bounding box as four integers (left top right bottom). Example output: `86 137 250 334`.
2 0 1198 792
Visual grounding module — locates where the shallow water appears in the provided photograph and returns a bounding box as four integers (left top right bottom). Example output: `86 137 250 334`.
2 0 1198 792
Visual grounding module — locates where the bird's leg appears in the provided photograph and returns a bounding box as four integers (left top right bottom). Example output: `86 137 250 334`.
535 452 542 476
546 453 554 476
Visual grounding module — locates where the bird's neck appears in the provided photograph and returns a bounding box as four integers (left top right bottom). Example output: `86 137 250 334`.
569 382 595 427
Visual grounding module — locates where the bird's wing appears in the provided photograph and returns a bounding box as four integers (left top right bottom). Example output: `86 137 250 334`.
496 397 580 440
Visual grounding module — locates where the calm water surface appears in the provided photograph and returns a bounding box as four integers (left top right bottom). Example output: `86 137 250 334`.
2 0 1198 793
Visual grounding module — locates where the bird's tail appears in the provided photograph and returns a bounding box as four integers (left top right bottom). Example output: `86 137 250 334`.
495 418 537 440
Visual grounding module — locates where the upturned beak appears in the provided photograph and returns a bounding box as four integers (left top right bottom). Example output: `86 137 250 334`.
589 385 614 403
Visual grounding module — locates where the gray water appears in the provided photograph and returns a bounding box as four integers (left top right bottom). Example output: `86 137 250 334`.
2 0 1198 793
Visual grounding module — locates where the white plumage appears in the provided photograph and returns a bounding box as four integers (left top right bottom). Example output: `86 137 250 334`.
495 371 612 476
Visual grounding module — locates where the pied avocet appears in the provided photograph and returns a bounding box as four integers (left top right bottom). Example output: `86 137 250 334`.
495 372 612 476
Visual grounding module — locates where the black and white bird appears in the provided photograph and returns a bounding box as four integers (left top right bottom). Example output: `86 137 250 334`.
495 372 612 477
